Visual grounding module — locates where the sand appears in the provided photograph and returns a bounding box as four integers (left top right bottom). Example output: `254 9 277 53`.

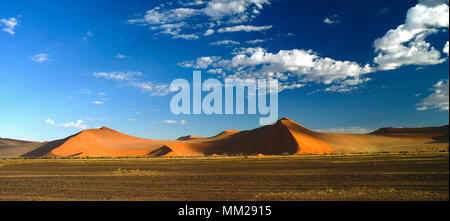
1 118 447 158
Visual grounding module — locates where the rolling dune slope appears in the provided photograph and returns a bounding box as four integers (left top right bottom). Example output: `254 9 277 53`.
314 125 449 153
0 137 34 145
0 118 447 158
193 118 332 155
0 138 41 158
22 127 173 158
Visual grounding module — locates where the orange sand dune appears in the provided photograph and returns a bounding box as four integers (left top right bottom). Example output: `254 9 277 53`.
6 118 448 158
211 130 240 138
189 118 332 155
23 127 173 158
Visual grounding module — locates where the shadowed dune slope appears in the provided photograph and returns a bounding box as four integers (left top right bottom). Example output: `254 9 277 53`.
190 118 332 155
211 130 240 138
21 133 81 158
144 119 448 156
176 135 204 141
0 143 43 158
0 138 42 158
7 119 449 158
0 137 34 145
370 125 449 136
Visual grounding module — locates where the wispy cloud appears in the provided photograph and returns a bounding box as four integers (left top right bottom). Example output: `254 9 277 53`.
30 53 50 63
179 0 207 7
0 17 18 35
209 39 240 46
323 14 340 24
91 101 104 104
116 53 130 59
82 30 93 42
92 71 170 96
93 71 142 81
80 88 91 94
246 39 267 44
316 126 373 134
173 33 200 40
217 25 272 33
46 119 88 129
163 120 178 124
162 119 187 125
129 81 170 96
127 0 271 39
178 56 220 69
377 7 391 16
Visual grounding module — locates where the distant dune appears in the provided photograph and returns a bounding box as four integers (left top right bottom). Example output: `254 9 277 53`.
370 125 449 137
0 137 41 158
0 137 34 145
176 135 204 141
0 118 448 158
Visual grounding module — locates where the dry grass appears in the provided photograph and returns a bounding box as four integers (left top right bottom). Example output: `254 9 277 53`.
113 168 159 176
0 153 447 201
254 187 448 201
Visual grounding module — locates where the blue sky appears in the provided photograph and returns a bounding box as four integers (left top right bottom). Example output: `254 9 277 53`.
0 0 448 141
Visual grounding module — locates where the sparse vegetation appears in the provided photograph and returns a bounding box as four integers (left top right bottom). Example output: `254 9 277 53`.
113 168 159 176
0 153 447 201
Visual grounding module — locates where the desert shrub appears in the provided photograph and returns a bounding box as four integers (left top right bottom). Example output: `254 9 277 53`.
113 168 158 176
281 152 290 156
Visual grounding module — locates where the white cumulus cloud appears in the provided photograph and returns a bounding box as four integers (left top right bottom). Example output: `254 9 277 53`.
204 29 215 36
323 15 340 24
443 41 449 56
0 17 18 35
46 119 88 129
373 3 449 70
417 78 449 111
127 0 272 39
180 47 373 92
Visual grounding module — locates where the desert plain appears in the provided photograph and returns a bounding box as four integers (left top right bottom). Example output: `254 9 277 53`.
0 118 448 201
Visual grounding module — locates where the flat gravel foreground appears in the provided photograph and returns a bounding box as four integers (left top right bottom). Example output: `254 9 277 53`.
0 153 448 201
